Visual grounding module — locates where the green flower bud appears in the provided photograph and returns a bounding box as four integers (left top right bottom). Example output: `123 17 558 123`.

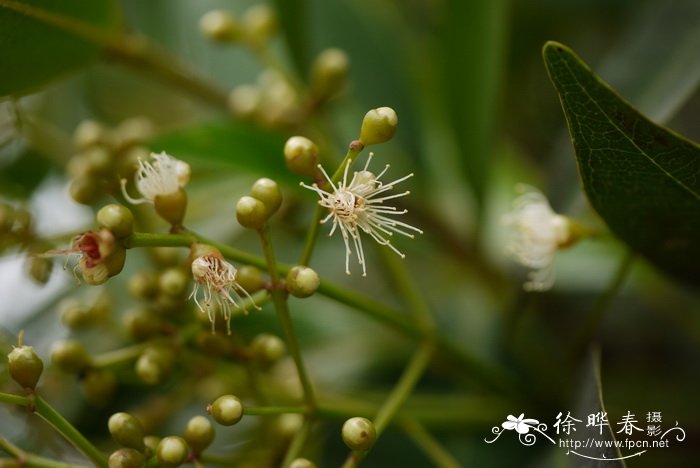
286 266 320 298
8 341 43 390
158 267 189 298
108 412 146 452
250 333 286 365
242 4 277 47
74 120 109 149
236 196 267 229
115 117 154 150
359 107 398 146
26 255 53 284
156 436 189 467
108 448 145 468
207 395 243 426
84 146 113 175
124 308 164 340
128 271 158 300
283 136 319 177
275 413 303 440
228 85 261 119
250 177 282 218
135 346 175 385
69 176 101 205
59 299 93 329
290 458 317 468
183 415 215 454
50 340 91 374
236 265 266 293
143 435 161 455
154 188 188 226
342 417 377 451
310 48 350 100
97 204 134 238
200 10 240 42
82 368 117 406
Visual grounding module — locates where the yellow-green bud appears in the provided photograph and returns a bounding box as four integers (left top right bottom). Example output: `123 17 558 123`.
50 340 91 374
341 417 377 451
158 267 189 298
236 195 267 229
290 458 317 468
275 413 303 439
108 448 145 468
74 120 109 149
143 435 161 455
84 146 113 175
242 4 277 47
69 176 101 205
156 436 189 467
8 343 43 390
236 265 266 293
286 266 320 298
108 412 146 452
124 308 164 340
26 255 53 284
310 48 350 100
154 188 188 226
359 107 398 146
250 333 286 365
283 136 319 177
116 117 154 150
135 346 174 385
97 204 134 238
200 10 240 42
207 395 243 426
183 415 215 454
82 368 117 406
250 178 282 218
228 85 261 118
128 271 158 299
59 299 93 329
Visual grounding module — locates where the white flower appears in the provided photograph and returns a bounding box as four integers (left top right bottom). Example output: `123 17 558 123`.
301 153 422 276
121 151 190 204
503 184 571 292
189 253 260 334
502 414 539 434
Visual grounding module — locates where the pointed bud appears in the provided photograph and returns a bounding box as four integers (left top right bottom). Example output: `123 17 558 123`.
108 412 146 452
342 417 377 451
250 178 282 218
236 196 267 229
8 340 43 390
207 395 243 426
310 48 350 101
284 136 319 177
97 204 134 238
359 107 398 146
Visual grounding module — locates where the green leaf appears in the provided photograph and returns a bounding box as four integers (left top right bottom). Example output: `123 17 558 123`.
151 120 295 186
543 41 700 285
0 0 121 96
271 0 308 78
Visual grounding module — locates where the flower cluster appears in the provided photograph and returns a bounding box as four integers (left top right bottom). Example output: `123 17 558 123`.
301 154 422 276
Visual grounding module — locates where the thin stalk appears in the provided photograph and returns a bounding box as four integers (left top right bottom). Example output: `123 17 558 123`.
400 419 461 468
569 250 635 361
280 418 314 468
257 225 316 409
91 341 151 368
244 406 306 416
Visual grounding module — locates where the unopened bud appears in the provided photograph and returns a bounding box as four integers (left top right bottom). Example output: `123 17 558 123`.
251 333 286 365
156 436 189 467
108 412 146 451
310 48 350 100
184 415 215 454
51 339 91 374
359 107 398 146
200 10 240 42
236 265 266 293
97 204 134 238
236 196 267 229
207 395 243 426
8 338 43 390
286 266 320 298
283 136 319 177
228 85 261 118
250 178 282 218
135 346 174 385
69 176 101 205
108 448 145 468
74 120 109 149
242 4 277 47
341 417 377 451
158 267 189 298
82 368 117 406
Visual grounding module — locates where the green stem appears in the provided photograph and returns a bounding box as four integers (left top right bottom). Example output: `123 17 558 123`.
400 419 461 468
244 406 306 416
299 141 365 266
281 418 314 468
91 341 150 368
0 437 86 468
257 225 316 409
0 392 27 406
569 250 635 361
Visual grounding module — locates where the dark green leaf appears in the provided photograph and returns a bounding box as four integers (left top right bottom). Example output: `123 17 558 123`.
272 0 308 78
0 0 121 96
543 41 700 285
151 119 295 186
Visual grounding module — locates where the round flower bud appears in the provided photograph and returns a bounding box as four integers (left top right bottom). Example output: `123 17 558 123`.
97 204 134 238
115 117 154 150
242 4 277 47
124 308 164 340
74 120 109 149
183 415 215 454
200 10 240 42
128 271 158 300
156 436 189 467
108 448 145 468
26 255 53 284
207 395 243 426
290 458 317 468
236 196 267 229
341 417 377 451
84 147 113 175
310 48 350 100
7 344 43 390
158 267 189 298
236 265 266 293
108 412 146 452
283 136 319 177
250 178 282 218
250 333 286 365
286 266 320 298
69 176 101 205
135 346 174 385
143 435 161 455
82 368 117 406
359 107 398 146
228 85 261 119
50 340 91 374
59 300 93 329
275 413 303 439
154 188 188 226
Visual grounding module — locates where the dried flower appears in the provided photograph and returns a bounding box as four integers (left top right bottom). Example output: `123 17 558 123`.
301 154 422 276
503 185 577 292
42 230 121 285
189 250 260 334
120 152 190 205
